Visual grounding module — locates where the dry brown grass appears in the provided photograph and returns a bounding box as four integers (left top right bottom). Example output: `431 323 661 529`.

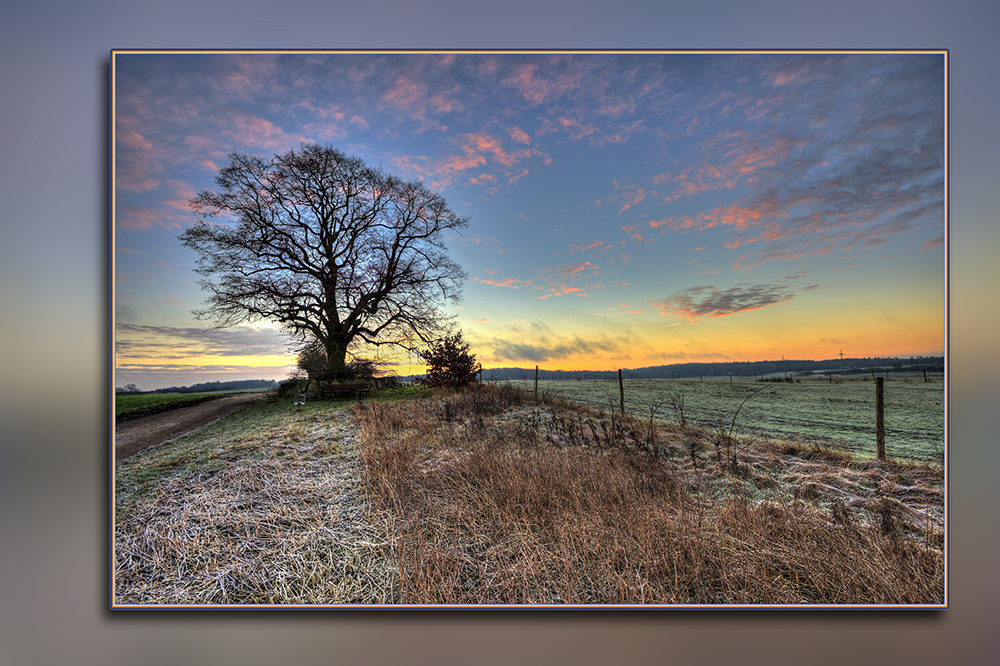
352 383 944 605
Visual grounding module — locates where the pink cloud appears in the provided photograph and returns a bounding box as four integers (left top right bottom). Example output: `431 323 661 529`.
118 125 154 152
598 98 636 117
537 115 596 141
768 63 815 87
473 276 536 289
468 173 497 187
509 126 531 144
508 169 529 186
297 99 346 122
465 235 500 247
537 282 587 299
732 248 806 271
654 131 804 203
507 60 584 106
570 240 605 254
430 90 460 114
117 205 185 231
383 75 425 109
562 262 596 277
391 133 548 191
161 180 198 213
650 194 787 235
216 56 280 98
222 112 294 151
618 187 645 214
380 72 460 131
621 226 644 242
115 112 161 191
116 171 159 193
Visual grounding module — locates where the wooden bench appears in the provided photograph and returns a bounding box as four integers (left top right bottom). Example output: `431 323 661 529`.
319 382 371 400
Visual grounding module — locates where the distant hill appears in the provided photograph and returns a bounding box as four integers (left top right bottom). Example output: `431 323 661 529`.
141 379 278 394
448 356 945 382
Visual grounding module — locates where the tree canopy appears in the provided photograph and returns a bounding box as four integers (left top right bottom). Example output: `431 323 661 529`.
179 144 469 379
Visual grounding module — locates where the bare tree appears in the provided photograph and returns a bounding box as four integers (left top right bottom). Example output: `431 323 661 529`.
180 144 468 379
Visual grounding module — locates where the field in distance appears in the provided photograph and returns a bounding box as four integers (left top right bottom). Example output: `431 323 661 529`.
505 374 945 464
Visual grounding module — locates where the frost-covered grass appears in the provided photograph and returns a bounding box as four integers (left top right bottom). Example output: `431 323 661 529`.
505 376 945 463
113 384 945 606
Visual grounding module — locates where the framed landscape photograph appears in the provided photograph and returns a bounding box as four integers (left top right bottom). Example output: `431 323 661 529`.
112 49 947 608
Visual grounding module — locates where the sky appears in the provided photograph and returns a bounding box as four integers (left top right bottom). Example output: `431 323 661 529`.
113 50 946 389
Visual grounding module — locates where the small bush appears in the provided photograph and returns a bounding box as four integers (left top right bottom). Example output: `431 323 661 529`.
416 331 481 389
273 379 305 400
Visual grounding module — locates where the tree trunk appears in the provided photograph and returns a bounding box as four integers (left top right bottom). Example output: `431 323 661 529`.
324 335 350 379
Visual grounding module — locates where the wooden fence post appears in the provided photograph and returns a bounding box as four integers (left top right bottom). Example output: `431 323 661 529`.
618 368 625 415
875 376 886 460
534 365 538 399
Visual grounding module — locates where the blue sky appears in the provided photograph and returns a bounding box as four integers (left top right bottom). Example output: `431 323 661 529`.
114 50 945 389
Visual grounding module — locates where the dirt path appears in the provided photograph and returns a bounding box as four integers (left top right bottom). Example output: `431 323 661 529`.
115 393 267 461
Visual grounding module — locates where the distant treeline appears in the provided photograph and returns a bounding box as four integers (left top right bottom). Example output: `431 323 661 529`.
134 379 277 394
470 357 945 382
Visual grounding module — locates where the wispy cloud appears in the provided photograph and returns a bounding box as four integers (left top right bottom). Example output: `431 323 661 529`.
115 324 290 360
569 240 608 254
537 261 603 299
472 276 537 290
117 204 186 231
645 55 943 270
505 58 586 106
508 126 531 144
653 281 798 321
472 260 605 301
475 321 640 364
390 132 550 191
611 181 646 214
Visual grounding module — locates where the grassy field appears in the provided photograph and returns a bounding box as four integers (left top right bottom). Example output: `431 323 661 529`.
116 391 240 421
505 375 945 464
114 384 944 606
